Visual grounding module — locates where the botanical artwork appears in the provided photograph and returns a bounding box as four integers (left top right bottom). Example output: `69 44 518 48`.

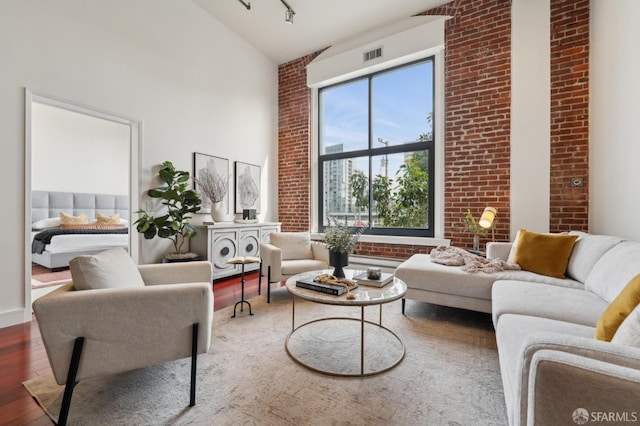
193 153 229 214
235 161 260 213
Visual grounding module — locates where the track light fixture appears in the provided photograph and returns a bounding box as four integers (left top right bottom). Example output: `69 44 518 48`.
237 0 250 10
280 0 295 24
236 0 295 24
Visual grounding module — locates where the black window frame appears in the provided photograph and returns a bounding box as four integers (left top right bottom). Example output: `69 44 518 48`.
317 57 436 237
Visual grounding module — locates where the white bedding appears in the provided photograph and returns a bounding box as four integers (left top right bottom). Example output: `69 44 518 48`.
42 233 128 253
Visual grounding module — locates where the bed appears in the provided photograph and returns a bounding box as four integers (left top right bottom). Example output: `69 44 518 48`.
31 191 129 270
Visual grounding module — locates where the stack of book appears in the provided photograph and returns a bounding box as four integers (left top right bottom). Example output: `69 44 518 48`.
352 272 394 288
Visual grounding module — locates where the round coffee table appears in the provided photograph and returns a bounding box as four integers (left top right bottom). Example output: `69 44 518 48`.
285 269 407 377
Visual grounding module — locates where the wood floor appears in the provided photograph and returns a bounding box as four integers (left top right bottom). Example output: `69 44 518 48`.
0 272 276 425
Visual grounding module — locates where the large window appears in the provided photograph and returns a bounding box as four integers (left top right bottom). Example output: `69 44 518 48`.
318 58 435 236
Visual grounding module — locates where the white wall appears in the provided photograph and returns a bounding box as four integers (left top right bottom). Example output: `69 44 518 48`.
0 0 278 327
510 0 551 238
590 0 640 241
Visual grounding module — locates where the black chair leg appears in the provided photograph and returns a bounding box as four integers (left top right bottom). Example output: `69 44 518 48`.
189 323 199 407
267 265 272 303
258 262 262 295
59 336 84 426
402 298 406 315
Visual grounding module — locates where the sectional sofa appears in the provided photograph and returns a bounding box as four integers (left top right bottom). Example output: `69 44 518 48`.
395 231 640 425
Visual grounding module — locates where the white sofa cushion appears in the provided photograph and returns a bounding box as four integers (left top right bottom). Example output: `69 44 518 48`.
492 281 608 328
69 248 145 290
585 241 640 303
270 232 314 260
566 231 623 283
612 304 640 348
396 254 583 302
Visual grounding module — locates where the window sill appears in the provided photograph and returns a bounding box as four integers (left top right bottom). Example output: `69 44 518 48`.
312 233 449 247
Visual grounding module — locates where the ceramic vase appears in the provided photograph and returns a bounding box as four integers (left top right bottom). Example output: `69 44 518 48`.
329 250 349 278
210 201 226 223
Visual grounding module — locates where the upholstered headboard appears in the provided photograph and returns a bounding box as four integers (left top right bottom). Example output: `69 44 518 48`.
31 191 129 224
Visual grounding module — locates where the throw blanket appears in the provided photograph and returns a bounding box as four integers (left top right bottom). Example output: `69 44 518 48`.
32 228 129 254
430 246 521 273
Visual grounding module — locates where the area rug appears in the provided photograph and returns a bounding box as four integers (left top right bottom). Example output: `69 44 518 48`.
23 290 507 425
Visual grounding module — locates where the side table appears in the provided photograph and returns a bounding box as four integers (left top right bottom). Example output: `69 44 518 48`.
227 256 261 318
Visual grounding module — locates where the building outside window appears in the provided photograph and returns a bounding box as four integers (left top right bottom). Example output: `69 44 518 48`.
317 57 435 237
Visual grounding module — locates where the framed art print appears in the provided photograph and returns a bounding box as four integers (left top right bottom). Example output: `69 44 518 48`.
193 152 229 214
234 161 260 214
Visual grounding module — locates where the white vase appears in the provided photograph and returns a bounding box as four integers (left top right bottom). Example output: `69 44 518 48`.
210 202 226 223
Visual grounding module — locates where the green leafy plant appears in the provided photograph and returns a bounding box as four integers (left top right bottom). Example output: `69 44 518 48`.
134 161 202 257
323 217 364 253
462 209 488 237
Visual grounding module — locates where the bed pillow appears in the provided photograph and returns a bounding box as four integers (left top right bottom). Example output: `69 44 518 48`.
96 213 121 225
60 212 88 225
511 229 578 278
595 273 640 341
69 248 145 291
32 217 60 230
61 223 125 230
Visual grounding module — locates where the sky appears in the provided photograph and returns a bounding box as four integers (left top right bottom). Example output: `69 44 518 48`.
319 59 434 177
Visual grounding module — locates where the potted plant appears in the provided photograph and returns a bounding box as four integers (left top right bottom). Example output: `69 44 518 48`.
462 209 488 252
134 161 202 262
194 165 229 222
323 218 364 278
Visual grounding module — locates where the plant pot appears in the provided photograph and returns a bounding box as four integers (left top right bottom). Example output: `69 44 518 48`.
162 253 200 263
210 201 226 223
329 250 349 278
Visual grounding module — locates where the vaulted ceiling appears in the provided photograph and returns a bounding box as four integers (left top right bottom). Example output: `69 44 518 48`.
193 0 448 65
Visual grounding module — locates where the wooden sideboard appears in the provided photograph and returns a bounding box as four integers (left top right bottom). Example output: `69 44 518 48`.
190 222 281 280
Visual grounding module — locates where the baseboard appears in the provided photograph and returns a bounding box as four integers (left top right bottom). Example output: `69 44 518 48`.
0 308 30 329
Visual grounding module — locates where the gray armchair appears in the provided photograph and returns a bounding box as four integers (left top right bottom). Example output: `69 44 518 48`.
260 232 329 302
32 249 213 425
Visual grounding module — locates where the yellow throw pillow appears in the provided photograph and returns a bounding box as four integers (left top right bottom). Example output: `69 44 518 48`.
512 229 578 278
595 273 640 341
96 213 120 225
59 212 88 225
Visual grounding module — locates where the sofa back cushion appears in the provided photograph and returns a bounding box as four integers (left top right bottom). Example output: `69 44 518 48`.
69 248 145 290
566 232 623 283
270 232 314 260
586 241 640 303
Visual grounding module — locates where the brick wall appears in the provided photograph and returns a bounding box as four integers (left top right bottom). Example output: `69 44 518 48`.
421 0 512 250
277 0 590 260
278 51 323 232
549 0 590 232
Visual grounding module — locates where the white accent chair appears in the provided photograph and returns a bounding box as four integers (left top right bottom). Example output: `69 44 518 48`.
259 232 329 302
32 248 213 426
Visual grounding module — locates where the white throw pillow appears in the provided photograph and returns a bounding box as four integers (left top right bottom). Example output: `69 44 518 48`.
270 232 314 260
611 304 640 348
69 248 145 290
32 217 61 230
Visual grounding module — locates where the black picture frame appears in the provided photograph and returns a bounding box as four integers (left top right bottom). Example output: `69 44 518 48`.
193 152 229 214
234 161 261 214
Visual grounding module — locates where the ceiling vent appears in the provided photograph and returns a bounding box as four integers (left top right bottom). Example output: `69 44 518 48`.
363 47 383 62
